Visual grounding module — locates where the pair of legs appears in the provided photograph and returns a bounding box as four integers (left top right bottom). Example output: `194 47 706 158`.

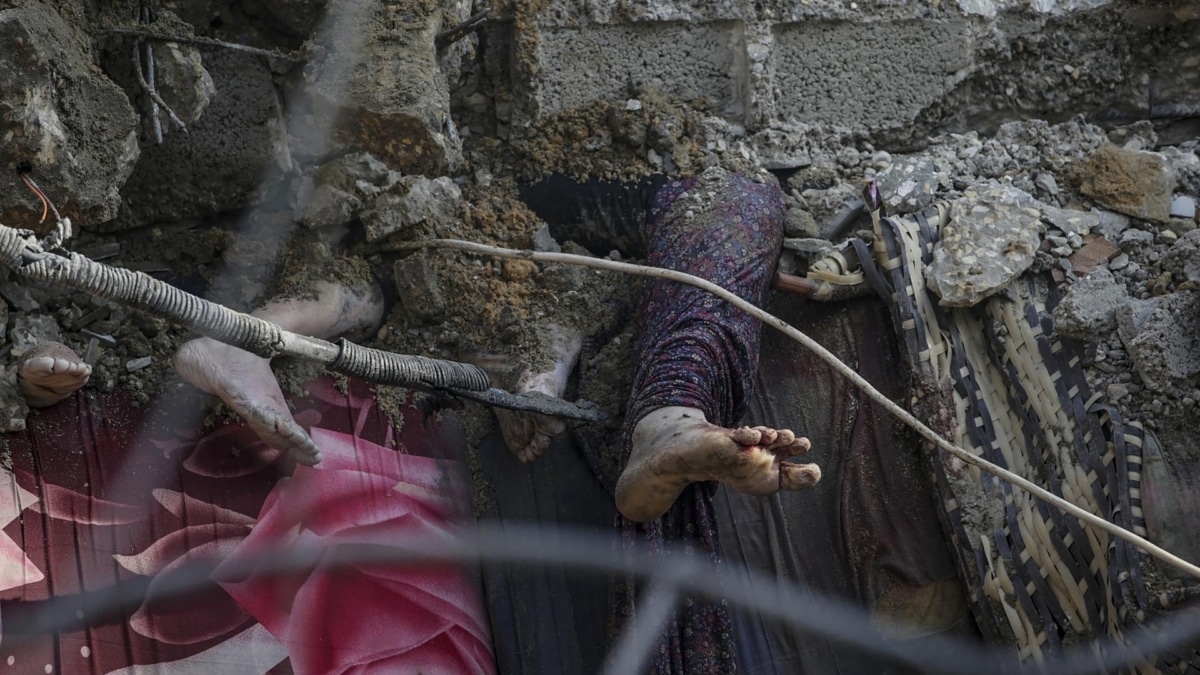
21 170 820 525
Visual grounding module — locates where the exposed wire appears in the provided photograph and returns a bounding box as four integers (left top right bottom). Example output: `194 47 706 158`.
405 237 1200 582
19 173 59 224
98 27 302 62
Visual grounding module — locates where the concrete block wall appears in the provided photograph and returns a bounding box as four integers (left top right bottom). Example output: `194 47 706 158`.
505 0 1200 149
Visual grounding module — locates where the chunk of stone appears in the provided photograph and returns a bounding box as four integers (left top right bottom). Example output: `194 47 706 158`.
286 2 461 173
150 37 217 127
1117 292 1200 391
296 183 361 229
1052 268 1127 341
1161 147 1200 197
362 176 461 242
532 225 561 253
925 185 1042 307
1039 204 1098 236
1161 229 1200 286
1093 209 1131 242
392 251 446 324
8 313 62 356
876 156 946 214
0 5 139 229
1080 145 1175 224
125 357 153 373
292 154 388 229
784 207 819 238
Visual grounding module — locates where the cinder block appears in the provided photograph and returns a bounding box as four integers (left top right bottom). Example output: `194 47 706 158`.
520 21 744 124
769 19 971 135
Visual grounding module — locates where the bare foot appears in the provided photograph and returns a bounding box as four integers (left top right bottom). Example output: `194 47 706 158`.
174 280 384 466
175 337 320 465
495 324 583 462
18 342 92 408
615 406 821 522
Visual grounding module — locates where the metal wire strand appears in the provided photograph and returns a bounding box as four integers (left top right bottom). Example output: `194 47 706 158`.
3 526 1197 674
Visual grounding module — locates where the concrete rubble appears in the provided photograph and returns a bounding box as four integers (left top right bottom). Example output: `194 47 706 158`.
0 4 139 230
925 184 1043 307
0 0 1195 657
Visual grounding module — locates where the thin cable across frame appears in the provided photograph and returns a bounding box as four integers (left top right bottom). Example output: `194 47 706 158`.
3 526 1197 674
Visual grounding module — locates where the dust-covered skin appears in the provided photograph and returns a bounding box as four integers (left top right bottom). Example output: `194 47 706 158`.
493 322 583 462
615 405 821 522
174 279 384 466
17 342 92 408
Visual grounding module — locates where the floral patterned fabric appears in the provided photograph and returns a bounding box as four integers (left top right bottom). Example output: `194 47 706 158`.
0 376 495 675
616 169 787 674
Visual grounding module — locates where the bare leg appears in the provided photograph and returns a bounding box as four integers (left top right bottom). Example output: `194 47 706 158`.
494 323 582 462
615 406 820 522
174 279 383 465
18 342 92 408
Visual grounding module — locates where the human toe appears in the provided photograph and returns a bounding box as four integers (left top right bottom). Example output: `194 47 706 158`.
779 462 821 490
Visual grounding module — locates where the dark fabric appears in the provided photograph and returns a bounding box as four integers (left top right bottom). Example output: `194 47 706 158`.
717 295 974 675
475 430 619 675
518 174 669 258
613 172 787 675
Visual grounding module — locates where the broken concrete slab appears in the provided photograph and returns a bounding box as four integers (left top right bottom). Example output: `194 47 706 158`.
1039 203 1098 236
0 5 139 230
1080 145 1175 224
1052 267 1126 341
1117 292 1200 392
286 1 461 174
362 176 462 242
925 185 1042 307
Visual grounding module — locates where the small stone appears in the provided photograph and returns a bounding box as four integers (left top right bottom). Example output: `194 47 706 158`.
877 156 946 214
125 357 153 373
1035 172 1060 196
1080 145 1175 224
625 99 643 111
1052 267 1127 341
1110 253 1130 270
1119 229 1155 247
1093 209 1131 241
8 314 61 356
532 225 561 253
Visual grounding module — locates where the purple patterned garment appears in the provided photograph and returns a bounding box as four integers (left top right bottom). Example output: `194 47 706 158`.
614 170 786 674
